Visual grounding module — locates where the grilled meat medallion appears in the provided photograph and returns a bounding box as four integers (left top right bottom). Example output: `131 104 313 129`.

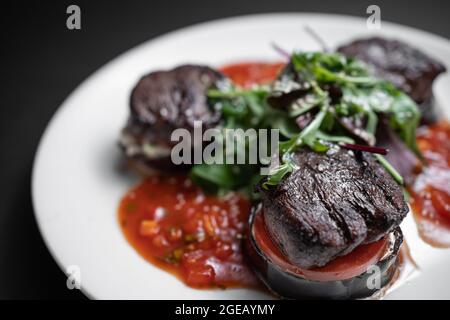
338 37 446 104
120 65 224 170
258 146 409 269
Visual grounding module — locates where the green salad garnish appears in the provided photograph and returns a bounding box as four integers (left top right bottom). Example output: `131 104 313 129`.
190 51 421 194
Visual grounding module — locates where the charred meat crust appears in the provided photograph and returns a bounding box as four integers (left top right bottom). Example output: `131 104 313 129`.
258 147 408 269
127 64 224 147
337 37 446 105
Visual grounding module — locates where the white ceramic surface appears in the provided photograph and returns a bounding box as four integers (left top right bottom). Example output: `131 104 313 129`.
32 13 450 300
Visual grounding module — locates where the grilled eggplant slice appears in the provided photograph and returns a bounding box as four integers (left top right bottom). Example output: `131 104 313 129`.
246 206 402 300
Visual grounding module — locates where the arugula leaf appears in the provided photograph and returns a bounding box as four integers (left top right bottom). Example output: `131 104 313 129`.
272 115 300 138
288 93 325 117
375 154 404 185
339 81 420 152
316 130 354 144
262 105 331 187
190 163 260 196
262 161 295 189
299 105 328 146
383 84 421 153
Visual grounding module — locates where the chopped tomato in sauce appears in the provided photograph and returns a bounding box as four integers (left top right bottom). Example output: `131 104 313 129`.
119 175 258 288
409 122 450 247
220 62 285 88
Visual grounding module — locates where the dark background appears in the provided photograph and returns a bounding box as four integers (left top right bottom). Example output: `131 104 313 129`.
0 0 448 300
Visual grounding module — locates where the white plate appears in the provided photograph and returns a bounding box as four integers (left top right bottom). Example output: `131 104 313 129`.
32 13 450 300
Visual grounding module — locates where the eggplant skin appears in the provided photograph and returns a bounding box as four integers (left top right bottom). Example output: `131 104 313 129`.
245 207 403 300
257 147 408 269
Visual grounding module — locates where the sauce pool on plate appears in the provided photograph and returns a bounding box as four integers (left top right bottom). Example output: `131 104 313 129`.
118 175 258 288
409 122 450 247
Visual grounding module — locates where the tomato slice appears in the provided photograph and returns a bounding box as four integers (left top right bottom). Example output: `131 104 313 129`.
252 208 388 282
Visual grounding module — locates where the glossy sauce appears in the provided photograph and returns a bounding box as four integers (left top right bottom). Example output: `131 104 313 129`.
409 122 450 247
119 175 257 288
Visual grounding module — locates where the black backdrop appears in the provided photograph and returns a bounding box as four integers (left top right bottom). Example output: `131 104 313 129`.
0 0 449 299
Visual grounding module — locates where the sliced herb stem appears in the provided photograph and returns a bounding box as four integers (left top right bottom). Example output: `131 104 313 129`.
316 131 354 144
375 154 404 185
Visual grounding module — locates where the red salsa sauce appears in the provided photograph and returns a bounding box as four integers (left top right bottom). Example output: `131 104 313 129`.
119 175 257 288
409 122 450 247
220 62 285 88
